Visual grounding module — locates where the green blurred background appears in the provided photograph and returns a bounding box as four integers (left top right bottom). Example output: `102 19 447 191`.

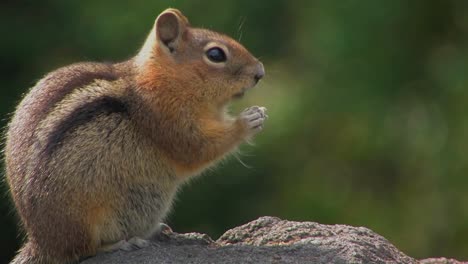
1 0 468 262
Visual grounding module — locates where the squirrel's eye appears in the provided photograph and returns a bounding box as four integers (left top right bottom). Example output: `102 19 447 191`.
206 47 227 63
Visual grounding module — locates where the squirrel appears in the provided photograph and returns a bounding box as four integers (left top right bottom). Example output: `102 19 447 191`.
4 8 266 264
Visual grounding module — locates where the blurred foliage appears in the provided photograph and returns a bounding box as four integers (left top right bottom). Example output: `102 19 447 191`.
1 0 468 262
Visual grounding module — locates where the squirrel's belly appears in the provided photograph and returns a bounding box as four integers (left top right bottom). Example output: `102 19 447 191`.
98 183 178 243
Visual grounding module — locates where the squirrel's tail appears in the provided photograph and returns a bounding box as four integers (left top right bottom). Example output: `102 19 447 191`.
10 241 47 264
10 242 44 264
10 241 69 264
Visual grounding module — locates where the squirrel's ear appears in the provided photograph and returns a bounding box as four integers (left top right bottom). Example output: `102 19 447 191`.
155 8 190 53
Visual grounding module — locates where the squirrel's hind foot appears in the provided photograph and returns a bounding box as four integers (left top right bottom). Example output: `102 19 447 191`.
98 237 150 253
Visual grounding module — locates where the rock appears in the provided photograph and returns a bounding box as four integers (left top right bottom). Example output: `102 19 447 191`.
80 216 466 264
420 258 467 264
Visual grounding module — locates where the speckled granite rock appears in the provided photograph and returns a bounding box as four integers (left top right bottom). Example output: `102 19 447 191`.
80 216 466 264
420 258 467 264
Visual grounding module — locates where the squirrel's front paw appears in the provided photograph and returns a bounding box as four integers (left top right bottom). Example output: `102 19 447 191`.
239 106 267 136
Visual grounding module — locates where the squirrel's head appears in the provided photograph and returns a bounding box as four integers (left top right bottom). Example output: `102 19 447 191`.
136 8 264 108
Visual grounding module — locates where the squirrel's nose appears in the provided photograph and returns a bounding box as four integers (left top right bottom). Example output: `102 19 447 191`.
254 62 265 83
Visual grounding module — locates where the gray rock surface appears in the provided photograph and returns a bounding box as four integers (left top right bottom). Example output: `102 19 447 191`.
81 216 466 264
420 258 468 264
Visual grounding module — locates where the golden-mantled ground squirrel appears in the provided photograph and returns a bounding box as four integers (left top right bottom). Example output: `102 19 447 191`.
5 8 266 264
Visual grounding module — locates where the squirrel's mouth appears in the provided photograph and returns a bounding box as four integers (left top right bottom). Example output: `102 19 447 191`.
232 77 261 99
232 89 246 99
232 85 254 99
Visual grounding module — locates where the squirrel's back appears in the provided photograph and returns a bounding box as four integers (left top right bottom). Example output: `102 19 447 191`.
6 62 120 188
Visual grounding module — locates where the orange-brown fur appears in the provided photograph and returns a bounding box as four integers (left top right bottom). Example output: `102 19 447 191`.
5 8 265 264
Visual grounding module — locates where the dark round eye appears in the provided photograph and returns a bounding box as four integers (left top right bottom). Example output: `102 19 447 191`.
206 47 227 63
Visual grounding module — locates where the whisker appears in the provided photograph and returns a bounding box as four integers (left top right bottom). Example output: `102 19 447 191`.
234 151 253 169
237 16 246 42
